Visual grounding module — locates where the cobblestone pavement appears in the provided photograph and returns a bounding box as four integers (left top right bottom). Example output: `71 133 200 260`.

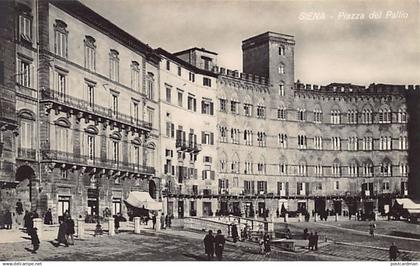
284 220 420 261
0 219 419 261
0 228 334 261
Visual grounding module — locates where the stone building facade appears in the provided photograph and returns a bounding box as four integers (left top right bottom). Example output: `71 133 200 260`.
0 0 161 223
157 48 219 218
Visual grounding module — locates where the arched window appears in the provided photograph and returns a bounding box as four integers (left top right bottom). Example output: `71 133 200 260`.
54 20 68 58
109 49 119 81
398 107 407 123
348 159 359 177
380 159 392 177
54 118 72 153
84 35 96 71
362 108 373 124
332 159 341 177
131 61 140 91
362 160 374 177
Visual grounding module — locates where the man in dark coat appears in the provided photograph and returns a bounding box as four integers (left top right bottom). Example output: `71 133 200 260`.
203 230 215 260
66 216 75 245
389 242 399 261
28 227 40 253
303 228 308 240
160 213 165 229
16 199 23 215
263 232 271 255
231 223 238 242
57 219 69 247
44 209 53 225
308 232 314 250
114 213 121 233
24 210 31 229
4 210 12 229
214 230 225 261
314 232 319 250
152 214 157 230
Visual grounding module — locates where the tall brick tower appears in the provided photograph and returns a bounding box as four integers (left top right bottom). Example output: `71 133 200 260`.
242 32 295 99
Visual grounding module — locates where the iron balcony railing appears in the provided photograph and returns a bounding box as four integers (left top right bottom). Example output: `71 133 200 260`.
41 89 153 130
17 148 37 160
176 139 202 153
42 150 155 175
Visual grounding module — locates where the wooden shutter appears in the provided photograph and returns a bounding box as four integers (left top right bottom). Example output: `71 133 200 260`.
202 170 205 180
286 182 289 196
201 131 205 144
210 171 215 180
210 133 214 145
210 102 214 115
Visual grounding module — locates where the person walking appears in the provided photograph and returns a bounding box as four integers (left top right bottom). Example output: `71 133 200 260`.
369 222 375 237
114 213 121 234
152 214 157 230
314 232 319 251
308 232 314 250
389 242 399 261
160 213 165 230
4 210 12 230
44 209 53 225
231 223 238 243
66 216 75 245
57 219 69 247
263 232 271 256
28 227 40 254
23 210 31 230
214 230 226 261
203 230 215 260
303 228 308 240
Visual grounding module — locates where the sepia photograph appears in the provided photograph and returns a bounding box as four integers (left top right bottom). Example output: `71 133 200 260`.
0 0 419 264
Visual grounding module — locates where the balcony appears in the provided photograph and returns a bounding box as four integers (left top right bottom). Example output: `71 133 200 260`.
176 139 188 150
42 150 155 176
41 89 152 131
17 148 37 160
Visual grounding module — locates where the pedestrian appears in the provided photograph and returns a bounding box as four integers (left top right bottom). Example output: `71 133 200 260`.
259 237 265 254
16 199 23 215
231 223 238 243
203 230 215 260
276 208 279 218
214 229 225 261
160 213 165 229
66 216 75 245
369 222 375 237
23 210 31 229
314 232 319 251
4 210 12 229
28 227 40 254
57 219 69 247
152 214 157 230
263 232 271 255
389 242 399 261
303 228 308 240
167 214 172 228
308 232 314 250
44 208 53 225
114 213 121 233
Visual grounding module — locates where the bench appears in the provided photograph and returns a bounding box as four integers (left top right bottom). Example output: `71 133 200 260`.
271 239 295 252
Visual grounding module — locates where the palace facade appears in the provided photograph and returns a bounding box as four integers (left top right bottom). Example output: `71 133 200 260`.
1 1 419 222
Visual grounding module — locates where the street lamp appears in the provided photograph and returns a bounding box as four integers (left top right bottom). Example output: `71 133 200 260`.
94 173 103 236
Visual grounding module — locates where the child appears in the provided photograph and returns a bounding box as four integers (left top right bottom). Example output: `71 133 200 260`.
29 227 40 253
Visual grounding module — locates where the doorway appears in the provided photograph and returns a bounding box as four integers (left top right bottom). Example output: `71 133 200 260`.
58 195 71 222
203 202 212 216
178 200 184 218
258 202 266 217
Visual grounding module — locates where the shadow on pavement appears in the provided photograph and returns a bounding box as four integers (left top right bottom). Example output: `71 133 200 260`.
182 253 207 261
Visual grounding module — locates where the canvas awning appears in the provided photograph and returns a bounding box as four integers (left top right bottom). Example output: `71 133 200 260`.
124 191 162 210
395 198 420 214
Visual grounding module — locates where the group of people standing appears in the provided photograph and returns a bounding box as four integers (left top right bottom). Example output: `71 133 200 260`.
159 213 172 230
259 232 271 255
56 210 75 247
203 230 226 260
303 228 319 250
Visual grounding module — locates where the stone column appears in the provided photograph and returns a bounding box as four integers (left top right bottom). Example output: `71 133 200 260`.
196 200 203 217
134 217 141 234
284 213 289 223
298 213 302 222
33 218 43 238
314 214 318 222
77 218 85 239
335 213 339 222
108 217 115 235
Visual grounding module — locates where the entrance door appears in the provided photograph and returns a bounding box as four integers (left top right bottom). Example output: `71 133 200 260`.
58 195 71 222
244 202 253 218
297 202 307 213
190 201 196 216
178 200 184 218
220 201 228 215
258 202 265 217
112 197 122 215
167 201 174 216
203 202 212 216
233 202 240 216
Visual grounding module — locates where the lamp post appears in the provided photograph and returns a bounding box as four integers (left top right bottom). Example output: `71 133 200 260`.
94 174 102 236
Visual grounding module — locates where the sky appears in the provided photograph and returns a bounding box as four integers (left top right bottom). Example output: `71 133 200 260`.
80 0 420 86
